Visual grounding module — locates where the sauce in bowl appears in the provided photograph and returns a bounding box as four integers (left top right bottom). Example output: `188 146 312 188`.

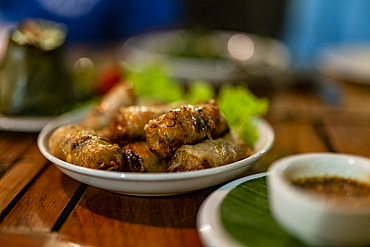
268 153 370 246
291 176 370 206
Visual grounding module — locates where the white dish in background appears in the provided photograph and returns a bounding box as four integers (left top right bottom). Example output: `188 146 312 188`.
0 104 93 133
122 29 291 86
318 44 370 84
0 114 54 132
37 109 274 196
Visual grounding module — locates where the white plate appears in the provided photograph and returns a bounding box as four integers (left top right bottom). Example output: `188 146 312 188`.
318 44 370 84
122 29 291 85
197 173 267 247
37 110 274 196
0 114 54 132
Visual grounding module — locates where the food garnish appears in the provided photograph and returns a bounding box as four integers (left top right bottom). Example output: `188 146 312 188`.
126 62 268 146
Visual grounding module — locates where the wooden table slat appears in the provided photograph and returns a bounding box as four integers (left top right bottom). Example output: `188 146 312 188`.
325 125 370 156
0 143 50 215
59 186 213 247
0 164 81 231
0 133 36 162
0 229 58 247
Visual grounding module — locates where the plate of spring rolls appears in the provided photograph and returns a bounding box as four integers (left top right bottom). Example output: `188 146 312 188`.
37 81 274 196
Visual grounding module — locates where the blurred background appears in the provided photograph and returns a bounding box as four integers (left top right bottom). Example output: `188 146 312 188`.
1 0 370 116
0 0 285 43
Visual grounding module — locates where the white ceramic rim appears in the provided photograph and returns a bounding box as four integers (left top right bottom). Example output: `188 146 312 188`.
268 152 370 212
197 172 267 247
0 114 54 132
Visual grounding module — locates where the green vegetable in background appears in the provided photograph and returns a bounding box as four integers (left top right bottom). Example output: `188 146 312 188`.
183 79 215 103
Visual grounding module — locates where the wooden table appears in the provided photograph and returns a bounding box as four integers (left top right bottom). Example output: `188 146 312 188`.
1 79 370 247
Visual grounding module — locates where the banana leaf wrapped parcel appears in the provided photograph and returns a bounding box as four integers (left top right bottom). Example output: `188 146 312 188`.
0 18 76 116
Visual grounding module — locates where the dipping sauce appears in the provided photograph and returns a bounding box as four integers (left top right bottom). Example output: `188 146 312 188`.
291 176 370 206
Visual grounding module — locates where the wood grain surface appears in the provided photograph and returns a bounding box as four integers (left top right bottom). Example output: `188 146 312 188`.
1 81 370 247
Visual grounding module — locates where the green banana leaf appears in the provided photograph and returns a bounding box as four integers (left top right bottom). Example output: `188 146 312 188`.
220 176 309 247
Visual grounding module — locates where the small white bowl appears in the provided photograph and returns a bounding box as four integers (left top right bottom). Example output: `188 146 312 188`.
267 153 370 247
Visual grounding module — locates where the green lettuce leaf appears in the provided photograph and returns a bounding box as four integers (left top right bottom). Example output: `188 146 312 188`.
218 85 269 146
126 62 183 103
126 62 268 146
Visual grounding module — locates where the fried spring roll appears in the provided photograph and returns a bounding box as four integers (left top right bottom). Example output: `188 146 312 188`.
144 100 229 158
79 81 137 131
107 104 176 145
121 142 168 172
200 99 229 138
167 132 252 172
49 124 124 170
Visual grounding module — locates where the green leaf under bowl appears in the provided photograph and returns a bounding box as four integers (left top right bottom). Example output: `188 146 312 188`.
220 176 309 247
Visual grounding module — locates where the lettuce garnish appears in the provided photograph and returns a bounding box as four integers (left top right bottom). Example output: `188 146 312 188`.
217 85 268 146
126 62 268 147
126 63 183 103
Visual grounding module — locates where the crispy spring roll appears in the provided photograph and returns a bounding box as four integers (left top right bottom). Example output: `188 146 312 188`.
121 142 168 172
144 100 229 158
167 132 252 172
49 124 124 170
79 81 137 131
200 99 229 138
107 104 176 145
